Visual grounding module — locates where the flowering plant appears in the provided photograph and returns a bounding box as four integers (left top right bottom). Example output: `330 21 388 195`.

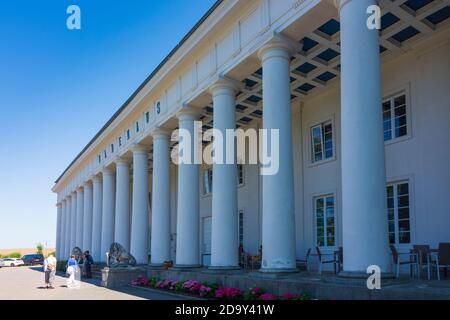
182 280 203 293
199 285 213 298
259 293 277 300
245 287 266 300
131 276 149 287
215 287 243 300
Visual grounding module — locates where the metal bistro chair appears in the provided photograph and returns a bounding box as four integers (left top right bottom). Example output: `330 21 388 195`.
412 245 430 279
390 245 419 279
427 243 450 281
313 247 337 275
334 247 343 274
296 248 311 271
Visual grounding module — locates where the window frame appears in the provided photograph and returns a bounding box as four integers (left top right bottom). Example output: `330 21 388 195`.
202 167 213 196
382 85 412 146
238 209 244 248
308 116 336 167
386 180 412 246
313 194 336 249
237 164 245 187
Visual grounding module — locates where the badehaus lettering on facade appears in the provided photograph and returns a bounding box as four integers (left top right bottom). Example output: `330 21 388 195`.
171 121 279 175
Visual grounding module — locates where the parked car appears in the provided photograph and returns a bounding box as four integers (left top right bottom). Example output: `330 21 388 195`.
21 254 44 266
0 258 24 267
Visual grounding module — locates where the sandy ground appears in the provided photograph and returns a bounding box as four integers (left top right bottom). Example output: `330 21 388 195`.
0 266 183 300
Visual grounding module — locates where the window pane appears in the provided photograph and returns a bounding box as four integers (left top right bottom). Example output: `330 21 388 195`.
384 130 392 141
327 237 335 247
388 221 395 233
398 219 410 232
382 101 391 112
398 208 409 220
389 233 395 244
395 115 407 127
317 237 325 247
394 95 405 107
397 183 409 195
399 232 410 244
398 195 409 207
395 126 407 137
388 208 395 220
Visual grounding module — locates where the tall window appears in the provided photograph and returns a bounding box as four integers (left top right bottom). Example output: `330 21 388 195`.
383 93 407 141
111 144 114 153
127 129 131 140
136 121 140 133
118 137 122 147
203 168 213 195
311 121 333 163
238 210 244 248
387 182 410 245
237 164 244 186
314 195 335 247
145 111 150 123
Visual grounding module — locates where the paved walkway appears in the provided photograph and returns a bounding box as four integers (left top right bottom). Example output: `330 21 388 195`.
0 266 184 300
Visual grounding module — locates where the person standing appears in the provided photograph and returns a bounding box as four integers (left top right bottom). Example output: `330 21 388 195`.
83 251 94 279
66 255 78 289
43 254 57 289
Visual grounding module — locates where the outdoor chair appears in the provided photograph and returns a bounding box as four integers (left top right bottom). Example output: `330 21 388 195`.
412 245 430 278
335 247 343 274
390 245 419 279
427 243 450 281
296 248 311 271
312 247 337 275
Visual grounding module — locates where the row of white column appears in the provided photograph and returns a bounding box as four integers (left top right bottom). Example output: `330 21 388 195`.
56 0 390 275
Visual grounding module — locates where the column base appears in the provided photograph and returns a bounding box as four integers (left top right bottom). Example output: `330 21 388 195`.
338 271 395 279
259 267 299 274
204 266 242 274
171 264 202 271
148 263 166 270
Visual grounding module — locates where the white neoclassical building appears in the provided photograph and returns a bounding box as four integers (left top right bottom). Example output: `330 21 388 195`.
52 0 450 276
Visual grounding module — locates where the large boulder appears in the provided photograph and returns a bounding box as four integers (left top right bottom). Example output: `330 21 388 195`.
107 242 136 268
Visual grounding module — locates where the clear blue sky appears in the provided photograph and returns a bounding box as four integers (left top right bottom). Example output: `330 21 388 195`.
0 0 217 249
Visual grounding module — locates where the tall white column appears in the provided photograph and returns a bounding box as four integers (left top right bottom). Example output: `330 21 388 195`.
175 108 201 267
83 182 93 252
70 192 77 251
150 129 171 266
56 203 62 260
76 187 84 249
65 197 71 257
210 78 239 269
338 0 391 276
60 200 66 259
258 36 297 272
92 176 103 263
101 168 116 262
114 159 131 251
130 145 150 264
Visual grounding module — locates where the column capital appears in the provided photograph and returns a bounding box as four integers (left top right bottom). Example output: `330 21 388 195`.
90 175 102 183
151 127 172 140
130 143 150 154
101 167 115 176
83 180 93 189
333 0 369 11
114 157 131 167
176 105 203 121
56 202 62 208
257 32 299 63
209 75 242 97
76 186 84 193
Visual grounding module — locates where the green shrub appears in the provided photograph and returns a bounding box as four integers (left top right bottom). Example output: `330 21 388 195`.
3 252 22 258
